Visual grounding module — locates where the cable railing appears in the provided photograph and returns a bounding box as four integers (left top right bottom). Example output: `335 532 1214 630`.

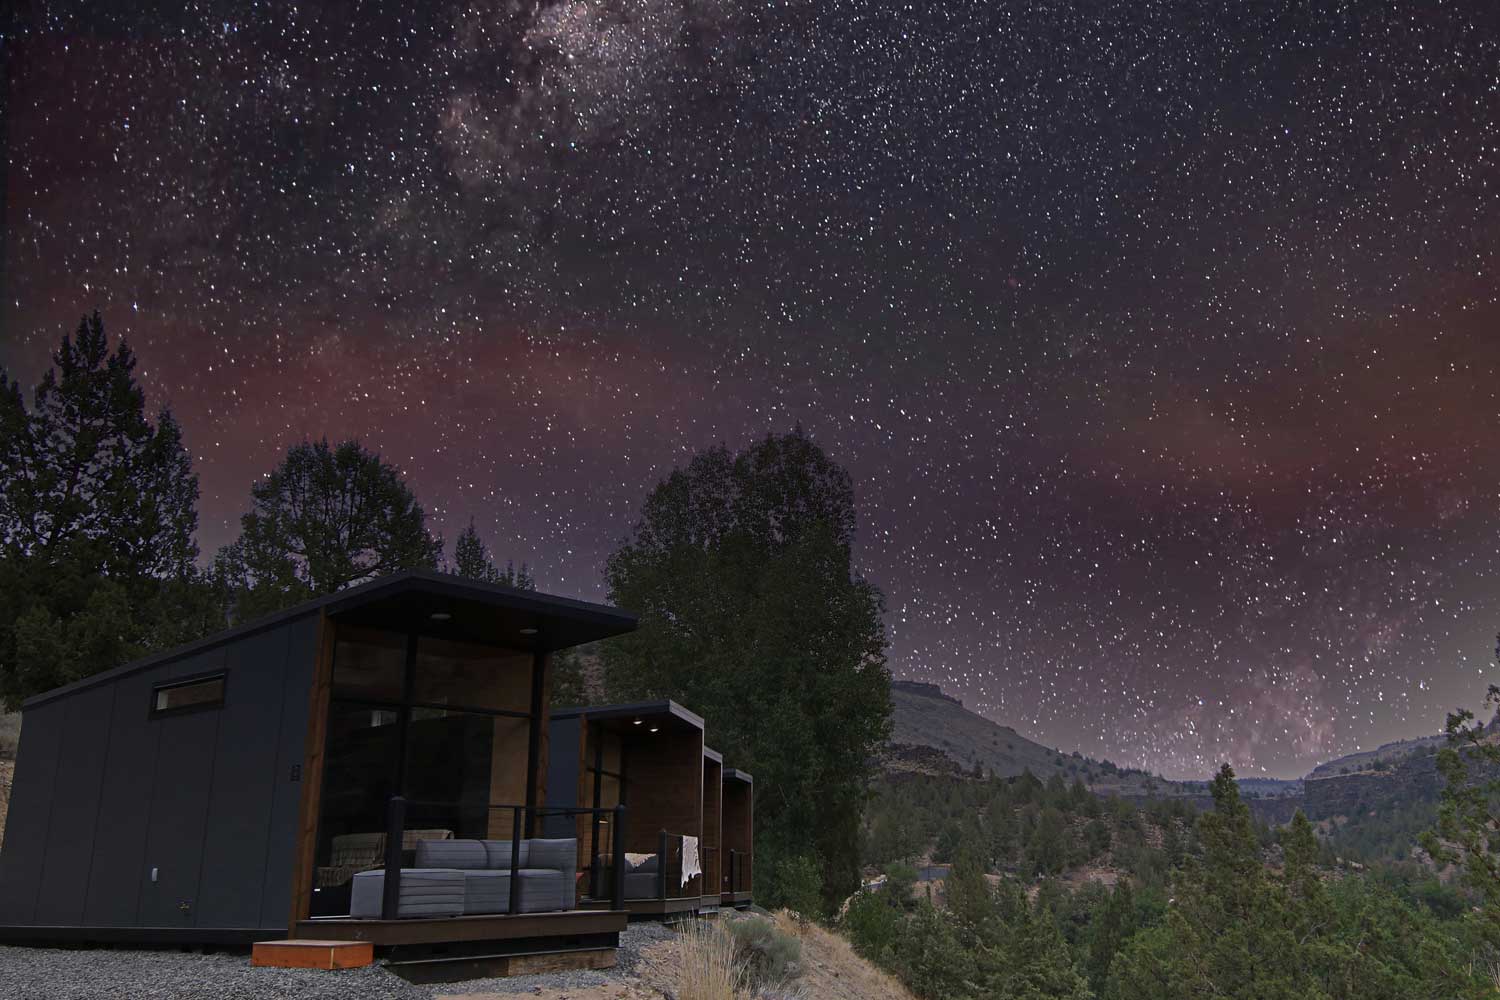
379 795 628 920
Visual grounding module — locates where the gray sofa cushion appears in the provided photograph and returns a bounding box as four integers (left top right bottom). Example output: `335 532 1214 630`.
461 869 512 914
513 869 572 913
625 871 663 900
416 839 488 870
631 854 659 874
459 869 575 915
525 838 577 877
481 839 530 870
350 868 465 919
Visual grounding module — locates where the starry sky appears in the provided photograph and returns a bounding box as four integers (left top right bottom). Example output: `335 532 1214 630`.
4 2 1500 779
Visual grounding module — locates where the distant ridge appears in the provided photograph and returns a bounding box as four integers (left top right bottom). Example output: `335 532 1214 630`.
887 679 1167 796
890 679 963 708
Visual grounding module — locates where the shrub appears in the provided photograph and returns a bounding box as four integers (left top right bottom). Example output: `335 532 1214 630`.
842 890 901 963
726 915 802 988
764 854 824 920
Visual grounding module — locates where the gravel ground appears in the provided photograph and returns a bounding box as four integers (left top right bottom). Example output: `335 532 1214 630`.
430 920 679 996
0 944 426 1000
0 923 681 1000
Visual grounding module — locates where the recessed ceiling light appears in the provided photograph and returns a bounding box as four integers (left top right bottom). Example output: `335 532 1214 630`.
519 627 538 635
430 612 452 622
649 727 659 733
633 718 643 725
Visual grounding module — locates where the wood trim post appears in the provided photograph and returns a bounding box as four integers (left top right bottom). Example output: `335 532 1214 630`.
287 612 337 933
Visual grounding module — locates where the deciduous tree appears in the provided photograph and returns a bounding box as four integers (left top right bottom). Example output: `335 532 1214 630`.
601 428 891 913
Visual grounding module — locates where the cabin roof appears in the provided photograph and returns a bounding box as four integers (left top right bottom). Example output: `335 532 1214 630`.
703 745 724 764
724 767 753 784
23 569 637 709
552 699 705 734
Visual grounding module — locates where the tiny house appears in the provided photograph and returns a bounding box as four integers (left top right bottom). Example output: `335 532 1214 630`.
721 768 753 908
0 570 640 970
546 701 707 917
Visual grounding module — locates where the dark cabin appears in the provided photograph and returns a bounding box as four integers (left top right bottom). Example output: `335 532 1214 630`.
721 768 754 908
545 701 707 918
0 570 639 969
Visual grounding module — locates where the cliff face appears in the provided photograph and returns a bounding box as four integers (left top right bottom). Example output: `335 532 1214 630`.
890 680 963 707
1302 744 1500 820
1303 761 1440 820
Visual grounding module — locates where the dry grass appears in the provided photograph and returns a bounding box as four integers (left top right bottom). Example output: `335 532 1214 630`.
769 911 917 1000
0 759 13 854
674 919 748 1000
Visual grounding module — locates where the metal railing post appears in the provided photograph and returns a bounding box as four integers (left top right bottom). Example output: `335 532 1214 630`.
509 807 523 915
657 829 669 900
382 795 406 920
612 804 627 910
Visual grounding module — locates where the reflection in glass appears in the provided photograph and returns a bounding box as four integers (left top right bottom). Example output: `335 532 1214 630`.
332 626 406 702
413 637 532 713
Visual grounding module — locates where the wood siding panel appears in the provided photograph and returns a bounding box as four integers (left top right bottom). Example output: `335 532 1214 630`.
701 757 722 895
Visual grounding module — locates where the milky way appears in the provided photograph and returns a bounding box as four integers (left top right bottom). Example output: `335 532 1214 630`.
3 2 1499 778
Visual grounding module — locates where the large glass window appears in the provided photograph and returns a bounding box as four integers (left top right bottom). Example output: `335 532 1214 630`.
413 637 532 713
310 702 402 916
401 709 531 839
332 626 406 702
310 625 540 918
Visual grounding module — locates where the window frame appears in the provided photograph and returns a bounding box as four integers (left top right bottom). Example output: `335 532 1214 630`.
148 671 228 720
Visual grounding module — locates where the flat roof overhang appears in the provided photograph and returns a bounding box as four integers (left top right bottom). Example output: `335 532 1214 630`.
552 700 704 736
23 569 637 709
724 768 753 785
324 571 638 653
703 746 724 764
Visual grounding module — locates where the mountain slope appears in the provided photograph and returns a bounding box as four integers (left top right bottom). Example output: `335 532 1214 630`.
888 680 1164 795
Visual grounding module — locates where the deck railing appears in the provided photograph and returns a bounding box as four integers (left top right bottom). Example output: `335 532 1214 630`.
381 795 627 919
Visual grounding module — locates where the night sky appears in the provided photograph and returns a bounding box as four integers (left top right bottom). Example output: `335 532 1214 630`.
4 2 1499 779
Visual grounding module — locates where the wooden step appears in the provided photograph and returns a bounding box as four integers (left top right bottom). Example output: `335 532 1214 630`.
252 939 374 970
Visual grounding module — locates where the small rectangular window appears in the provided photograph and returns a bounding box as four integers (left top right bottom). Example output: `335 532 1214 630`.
151 675 225 716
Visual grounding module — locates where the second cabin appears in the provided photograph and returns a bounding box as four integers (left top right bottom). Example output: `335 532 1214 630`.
546 701 711 918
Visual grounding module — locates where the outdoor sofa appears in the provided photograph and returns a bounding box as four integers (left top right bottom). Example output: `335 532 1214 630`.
349 837 577 918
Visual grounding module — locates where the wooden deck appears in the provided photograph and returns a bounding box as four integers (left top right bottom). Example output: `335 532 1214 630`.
296 908 627 946
581 895 703 918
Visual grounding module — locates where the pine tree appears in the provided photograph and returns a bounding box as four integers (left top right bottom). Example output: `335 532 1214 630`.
452 518 535 589
214 439 442 619
0 315 218 708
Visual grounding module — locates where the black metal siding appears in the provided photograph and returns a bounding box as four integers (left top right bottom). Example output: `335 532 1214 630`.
0 700 65 925
258 613 317 928
195 627 286 927
82 662 170 926
0 614 319 938
34 684 117 925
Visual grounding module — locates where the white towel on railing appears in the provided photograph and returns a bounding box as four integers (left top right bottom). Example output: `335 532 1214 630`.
681 835 702 888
